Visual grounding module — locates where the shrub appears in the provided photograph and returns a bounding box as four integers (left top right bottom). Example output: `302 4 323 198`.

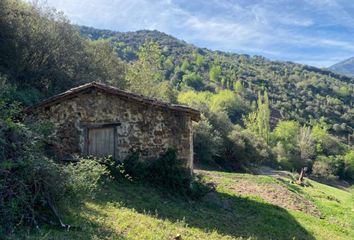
64 158 108 197
122 149 211 199
312 155 345 180
0 118 108 234
147 149 192 194
312 160 337 180
0 119 62 233
343 150 354 180
193 115 223 163
182 72 204 90
122 151 149 180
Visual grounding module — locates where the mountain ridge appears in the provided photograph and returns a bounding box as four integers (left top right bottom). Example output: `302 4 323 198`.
80 25 353 83
329 57 354 77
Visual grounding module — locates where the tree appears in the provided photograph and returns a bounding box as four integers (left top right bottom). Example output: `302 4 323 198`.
272 121 300 169
243 91 270 143
257 91 271 143
181 60 190 72
209 65 222 82
0 0 126 103
155 81 178 103
126 39 164 97
343 150 354 180
273 120 300 144
193 114 223 163
297 126 315 166
233 81 244 94
182 72 204 90
195 54 204 67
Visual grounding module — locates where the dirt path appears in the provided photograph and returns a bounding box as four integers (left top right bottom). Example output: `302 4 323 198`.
198 170 322 217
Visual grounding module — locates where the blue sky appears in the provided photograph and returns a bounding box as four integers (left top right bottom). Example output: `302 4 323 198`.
36 0 354 67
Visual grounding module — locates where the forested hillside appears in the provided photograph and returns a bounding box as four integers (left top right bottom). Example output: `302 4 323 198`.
80 26 354 142
80 25 354 183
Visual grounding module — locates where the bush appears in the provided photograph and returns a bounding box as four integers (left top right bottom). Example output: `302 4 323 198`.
122 149 211 199
0 119 60 233
122 151 149 180
0 118 108 234
64 159 108 197
312 155 345 180
193 115 223 163
343 150 354 180
147 149 192 193
312 160 337 180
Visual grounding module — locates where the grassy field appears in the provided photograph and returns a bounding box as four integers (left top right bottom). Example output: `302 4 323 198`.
10 170 354 240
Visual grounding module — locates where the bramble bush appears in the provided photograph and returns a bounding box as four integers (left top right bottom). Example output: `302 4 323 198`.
0 116 108 235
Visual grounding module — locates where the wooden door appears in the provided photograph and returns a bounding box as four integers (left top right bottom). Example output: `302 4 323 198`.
88 127 115 159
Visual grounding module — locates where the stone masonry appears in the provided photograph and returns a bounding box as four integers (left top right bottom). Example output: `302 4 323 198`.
25 82 200 169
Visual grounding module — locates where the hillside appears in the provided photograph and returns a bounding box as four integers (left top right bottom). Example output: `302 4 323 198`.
11 169 354 240
80 26 354 141
329 57 354 77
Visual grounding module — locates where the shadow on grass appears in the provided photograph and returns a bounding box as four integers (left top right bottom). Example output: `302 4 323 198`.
93 180 315 240
8 211 127 240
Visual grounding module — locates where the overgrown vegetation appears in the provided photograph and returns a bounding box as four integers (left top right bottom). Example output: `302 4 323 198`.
0 0 126 105
121 149 211 199
0 1 125 233
0 112 108 234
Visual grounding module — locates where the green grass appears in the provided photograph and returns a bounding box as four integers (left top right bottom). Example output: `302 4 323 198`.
9 171 354 240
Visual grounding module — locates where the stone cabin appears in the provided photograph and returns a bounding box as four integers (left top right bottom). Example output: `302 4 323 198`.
25 82 200 169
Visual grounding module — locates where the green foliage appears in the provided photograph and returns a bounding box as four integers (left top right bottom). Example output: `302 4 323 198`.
122 149 210 199
122 151 148 181
273 121 300 143
182 72 204 90
272 121 317 170
126 39 164 97
179 89 274 169
312 155 345 180
209 65 222 82
181 60 190 72
179 90 250 125
147 149 192 194
195 54 204 67
8 171 354 240
209 89 250 123
233 80 244 94
0 0 126 104
297 126 315 165
155 81 178 103
343 150 354 180
226 126 274 168
243 91 270 142
192 115 223 163
64 159 108 196
90 27 353 143
178 91 212 112
0 116 108 234
311 122 345 156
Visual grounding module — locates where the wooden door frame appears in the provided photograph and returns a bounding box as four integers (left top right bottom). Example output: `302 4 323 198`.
82 122 120 160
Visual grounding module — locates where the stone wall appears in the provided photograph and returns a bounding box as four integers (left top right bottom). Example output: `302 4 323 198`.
30 89 193 168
